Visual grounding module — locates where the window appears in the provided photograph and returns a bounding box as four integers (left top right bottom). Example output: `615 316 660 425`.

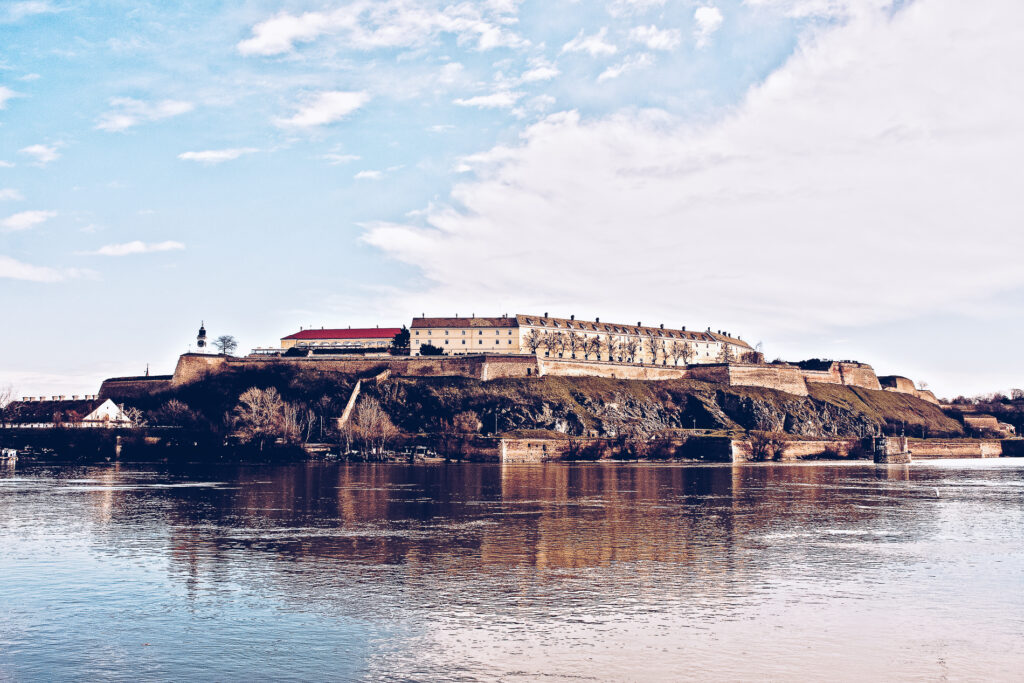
415 331 419 336
445 330 449 335
478 330 482 335
478 340 482 344
462 340 466 344
445 340 449 345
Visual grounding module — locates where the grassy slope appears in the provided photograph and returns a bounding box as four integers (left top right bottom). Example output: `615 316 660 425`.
806 383 962 435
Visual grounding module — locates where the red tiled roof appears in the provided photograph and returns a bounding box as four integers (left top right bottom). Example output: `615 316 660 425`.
282 328 401 341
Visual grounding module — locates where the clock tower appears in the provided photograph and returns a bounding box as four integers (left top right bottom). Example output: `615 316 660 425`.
196 321 207 352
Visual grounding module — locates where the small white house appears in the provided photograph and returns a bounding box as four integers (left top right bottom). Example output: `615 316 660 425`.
7 397 136 429
80 399 134 428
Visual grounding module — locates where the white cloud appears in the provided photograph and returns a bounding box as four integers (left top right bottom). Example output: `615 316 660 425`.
0 161 14 168
18 144 60 166
561 28 618 57
177 148 259 164
519 61 560 83
237 2 527 56
453 91 523 108
19 73 41 81
0 86 21 109
275 91 370 128
0 188 24 201
87 241 185 257
3 1 61 22
1 209 56 232
437 62 466 86
95 97 194 132
598 53 654 81
361 0 1024 360
694 6 724 48
322 153 361 165
0 255 82 283
629 25 681 51
744 0 893 19
354 170 383 180
608 0 666 18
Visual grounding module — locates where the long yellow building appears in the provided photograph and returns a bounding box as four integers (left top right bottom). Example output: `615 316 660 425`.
410 314 755 366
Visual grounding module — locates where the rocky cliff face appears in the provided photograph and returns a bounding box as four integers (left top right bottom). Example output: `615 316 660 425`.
365 376 963 438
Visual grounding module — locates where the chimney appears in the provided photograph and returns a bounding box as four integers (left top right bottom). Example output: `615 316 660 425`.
544 312 548 318
682 326 686 331
595 317 600 323
660 323 664 329
570 314 575 321
637 321 642 327
72 395 79 400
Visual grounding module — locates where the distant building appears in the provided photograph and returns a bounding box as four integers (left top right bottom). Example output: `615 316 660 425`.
7 397 133 429
279 327 402 353
410 313 753 365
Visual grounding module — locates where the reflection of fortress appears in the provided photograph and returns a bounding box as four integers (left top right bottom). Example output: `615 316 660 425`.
146 463 902 579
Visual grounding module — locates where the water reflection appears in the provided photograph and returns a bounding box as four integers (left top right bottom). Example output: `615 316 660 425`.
1 461 1022 681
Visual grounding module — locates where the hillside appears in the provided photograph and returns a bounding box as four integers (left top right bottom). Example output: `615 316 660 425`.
359 375 963 438
93 364 963 440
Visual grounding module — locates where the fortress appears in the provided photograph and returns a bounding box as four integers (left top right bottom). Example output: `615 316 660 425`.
93 312 939 405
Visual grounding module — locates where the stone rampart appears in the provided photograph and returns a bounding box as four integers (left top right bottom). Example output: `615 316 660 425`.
801 362 881 391
538 358 688 380
98 376 173 400
879 375 939 405
687 364 809 396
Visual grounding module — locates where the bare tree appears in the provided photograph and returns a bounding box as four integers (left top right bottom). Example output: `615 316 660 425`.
233 387 285 451
582 335 601 360
0 385 17 429
434 410 479 461
547 331 567 357
524 329 544 354
566 331 582 358
623 337 640 363
600 335 618 362
645 332 661 365
154 399 200 428
213 335 239 356
917 380 929 391
124 407 148 429
1012 388 1024 401
353 397 400 460
668 341 693 366
717 343 733 364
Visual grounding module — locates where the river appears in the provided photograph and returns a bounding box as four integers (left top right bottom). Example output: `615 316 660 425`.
1 460 1022 681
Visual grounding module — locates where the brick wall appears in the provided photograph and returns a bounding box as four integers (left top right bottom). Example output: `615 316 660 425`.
98 377 173 400
801 362 881 391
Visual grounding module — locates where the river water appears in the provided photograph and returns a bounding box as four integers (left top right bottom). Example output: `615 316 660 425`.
1 460 1022 681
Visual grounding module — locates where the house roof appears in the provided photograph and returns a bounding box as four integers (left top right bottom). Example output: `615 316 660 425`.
282 328 401 341
411 317 518 329
7 399 103 423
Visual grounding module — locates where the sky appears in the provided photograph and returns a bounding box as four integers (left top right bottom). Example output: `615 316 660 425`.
1 0 1022 400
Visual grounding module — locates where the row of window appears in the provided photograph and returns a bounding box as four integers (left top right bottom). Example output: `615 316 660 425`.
414 330 513 336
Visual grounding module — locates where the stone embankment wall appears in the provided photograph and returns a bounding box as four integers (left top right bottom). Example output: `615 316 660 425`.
730 439 858 462
908 439 1002 458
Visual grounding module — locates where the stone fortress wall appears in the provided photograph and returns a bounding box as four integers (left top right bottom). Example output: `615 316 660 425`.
135 352 935 405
